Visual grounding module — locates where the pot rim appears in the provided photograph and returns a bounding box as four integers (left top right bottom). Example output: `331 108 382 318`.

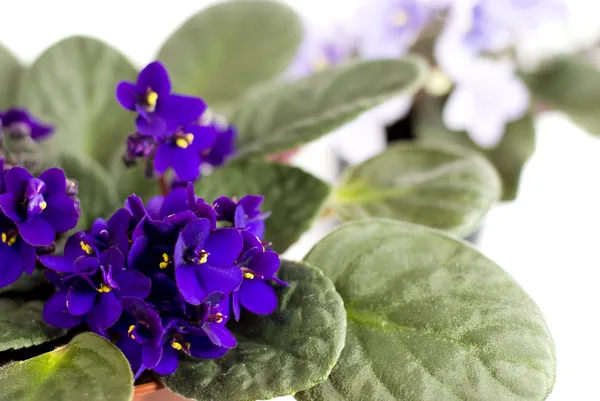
134 381 164 395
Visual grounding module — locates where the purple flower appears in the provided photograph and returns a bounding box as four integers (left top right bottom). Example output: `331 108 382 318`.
202 123 237 168
233 233 285 319
154 123 217 182
41 248 151 331
213 195 270 239
116 61 206 138
0 213 36 288
358 0 433 59
0 167 80 246
146 184 216 227
123 133 157 165
0 159 6 194
174 218 243 305
0 108 54 141
146 273 186 317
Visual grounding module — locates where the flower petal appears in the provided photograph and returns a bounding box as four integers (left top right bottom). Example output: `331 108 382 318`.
172 147 200 182
116 81 138 111
114 270 151 299
137 61 171 97
43 194 79 233
0 244 24 287
185 124 217 151
248 250 280 278
158 187 188 219
188 335 229 359
175 265 205 305
0 193 21 222
43 290 83 329
20 242 37 275
5 167 33 195
213 196 237 220
38 168 67 196
239 195 264 216
142 343 163 370
116 336 143 373
153 143 173 175
239 279 278 315
197 264 243 299
136 114 170 138
86 291 122 330
67 283 97 315
158 94 206 126
17 216 56 246
181 218 211 249
205 228 243 267
153 345 180 375
39 255 76 272
203 323 237 348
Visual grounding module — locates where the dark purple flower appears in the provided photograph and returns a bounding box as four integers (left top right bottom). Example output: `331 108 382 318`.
116 61 206 138
0 108 54 141
117 297 165 377
194 293 236 348
213 195 270 239
0 167 80 246
0 213 36 288
232 240 284 319
203 124 236 167
146 184 216 227
146 273 186 317
41 248 150 331
64 208 133 260
123 133 157 164
0 158 6 194
154 124 217 182
174 218 243 305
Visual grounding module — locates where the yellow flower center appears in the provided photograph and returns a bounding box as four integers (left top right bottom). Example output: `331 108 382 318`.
171 340 190 351
128 325 136 340
1 232 17 247
146 90 158 111
80 241 93 255
197 249 209 264
393 10 408 27
98 284 112 293
213 313 224 324
244 272 255 280
159 253 170 269
39 201 47 211
175 133 195 149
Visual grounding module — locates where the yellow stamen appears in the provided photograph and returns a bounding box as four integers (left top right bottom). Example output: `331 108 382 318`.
98 284 112 293
184 133 194 144
244 272 255 280
214 313 224 324
171 341 183 351
39 201 47 211
312 54 329 72
175 138 189 149
159 253 170 269
1 232 17 246
424 67 453 97
80 241 93 255
128 325 136 340
198 250 209 265
393 10 408 27
146 90 158 107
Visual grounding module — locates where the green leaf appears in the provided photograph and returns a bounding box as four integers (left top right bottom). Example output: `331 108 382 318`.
297 220 556 401
56 151 120 228
416 97 535 201
0 332 133 401
523 56 600 136
0 299 66 352
334 144 501 237
157 0 303 108
110 156 160 205
196 158 331 252
18 36 137 167
0 44 23 109
164 260 346 401
0 270 50 296
232 57 429 157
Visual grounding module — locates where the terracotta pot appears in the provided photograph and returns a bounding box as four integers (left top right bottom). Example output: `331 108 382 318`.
134 382 189 401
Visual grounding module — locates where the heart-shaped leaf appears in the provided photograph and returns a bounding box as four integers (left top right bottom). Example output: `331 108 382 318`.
0 299 66 352
56 151 121 228
415 97 535 201
157 0 303 109
334 144 501 237
0 44 23 109
17 36 137 167
0 332 133 401
231 57 428 157
523 56 600 136
297 220 556 401
164 260 346 401
195 158 331 252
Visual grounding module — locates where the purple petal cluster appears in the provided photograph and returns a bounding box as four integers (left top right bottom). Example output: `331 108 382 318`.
0 108 54 142
0 160 80 288
41 185 284 377
117 62 237 182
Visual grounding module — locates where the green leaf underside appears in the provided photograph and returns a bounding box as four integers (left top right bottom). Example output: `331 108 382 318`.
0 44 24 109
57 152 120 228
297 220 555 401
157 0 303 109
523 56 600 136
232 57 429 157
0 299 66 352
415 97 535 202
17 36 137 167
195 158 331 253
0 333 133 401
334 144 501 237
164 261 346 401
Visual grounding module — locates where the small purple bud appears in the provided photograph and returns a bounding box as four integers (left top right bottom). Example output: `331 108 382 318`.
124 133 157 163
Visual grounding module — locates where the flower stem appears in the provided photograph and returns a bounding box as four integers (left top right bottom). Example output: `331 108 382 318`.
158 175 169 196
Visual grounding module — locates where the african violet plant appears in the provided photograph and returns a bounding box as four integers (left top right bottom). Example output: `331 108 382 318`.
0 1 555 401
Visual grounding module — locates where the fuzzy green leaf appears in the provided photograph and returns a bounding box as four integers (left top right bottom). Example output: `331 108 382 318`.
164 260 346 401
297 220 556 401
0 44 23 109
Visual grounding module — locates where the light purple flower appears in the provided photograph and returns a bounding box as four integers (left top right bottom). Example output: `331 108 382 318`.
442 58 529 148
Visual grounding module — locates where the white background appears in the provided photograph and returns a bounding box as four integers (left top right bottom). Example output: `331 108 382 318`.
1 1 599 400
